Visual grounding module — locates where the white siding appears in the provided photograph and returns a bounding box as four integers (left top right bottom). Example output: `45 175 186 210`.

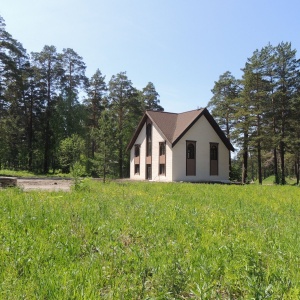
172 115 230 182
130 114 230 182
130 124 146 180
129 122 172 181
151 123 172 182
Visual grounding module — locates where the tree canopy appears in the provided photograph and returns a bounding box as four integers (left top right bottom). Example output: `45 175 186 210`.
0 15 163 178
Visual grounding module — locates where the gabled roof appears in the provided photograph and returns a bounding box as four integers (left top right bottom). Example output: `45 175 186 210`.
127 108 235 151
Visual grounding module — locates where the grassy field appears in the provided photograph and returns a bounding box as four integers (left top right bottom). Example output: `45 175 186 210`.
1 180 300 299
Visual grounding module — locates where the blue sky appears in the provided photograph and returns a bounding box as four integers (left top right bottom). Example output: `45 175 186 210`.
1 0 300 113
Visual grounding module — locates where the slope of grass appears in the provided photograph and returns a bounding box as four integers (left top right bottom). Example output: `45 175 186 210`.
259 175 297 185
0 169 71 178
1 181 300 299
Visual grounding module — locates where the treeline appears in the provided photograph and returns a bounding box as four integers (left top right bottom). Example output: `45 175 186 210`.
0 16 163 178
208 42 300 185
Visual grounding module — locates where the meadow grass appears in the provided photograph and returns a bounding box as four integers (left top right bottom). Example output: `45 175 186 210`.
1 180 300 299
0 169 71 178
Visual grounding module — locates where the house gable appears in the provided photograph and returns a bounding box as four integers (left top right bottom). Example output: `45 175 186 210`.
172 114 230 182
127 108 234 152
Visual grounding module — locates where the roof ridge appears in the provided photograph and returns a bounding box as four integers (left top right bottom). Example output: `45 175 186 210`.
171 108 204 142
178 108 204 114
146 110 178 115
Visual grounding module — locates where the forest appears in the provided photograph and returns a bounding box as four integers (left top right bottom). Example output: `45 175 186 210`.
208 42 300 185
0 15 163 179
1 14 300 184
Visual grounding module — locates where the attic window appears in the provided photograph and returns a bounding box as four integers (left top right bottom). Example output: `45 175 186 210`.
159 142 165 156
146 123 152 156
134 144 140 157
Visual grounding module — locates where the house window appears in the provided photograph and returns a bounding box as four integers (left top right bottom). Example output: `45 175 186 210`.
134 144 140 175
135 164 140 174
146 124 152 156
159 164 165 175
187 143 195 159
159 142 166 176
210 143 218 176
159 142 165 156
146 164 152 180
135 144 140 157
186 141 196 176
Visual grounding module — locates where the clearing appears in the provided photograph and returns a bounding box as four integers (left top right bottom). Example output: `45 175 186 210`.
17 178 72 191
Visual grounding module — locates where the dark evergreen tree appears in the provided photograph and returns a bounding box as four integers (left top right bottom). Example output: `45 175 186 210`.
108 72 142 178
84 69 107 162
208 71 239 178
31 45 61 173
272 42 300 184
142 82 164 111
57 48 87 137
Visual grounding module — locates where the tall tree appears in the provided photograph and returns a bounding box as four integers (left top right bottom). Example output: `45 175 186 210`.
241 48 270 184
58 48 87 137
272 42 300 184
31 45 61 173
84 69 107 160
93 110 116 181
208 71 239 178
108 72 142 178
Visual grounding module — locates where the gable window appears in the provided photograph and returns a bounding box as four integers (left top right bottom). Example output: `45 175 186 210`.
135 144 140 157
146 124 152 156
134 144 140 174
210 143 218 176
186 141 196 176
159 142 165 156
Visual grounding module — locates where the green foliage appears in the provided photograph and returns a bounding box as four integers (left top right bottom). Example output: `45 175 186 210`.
1 182 300 298
1 15 162 177
58 134 86 173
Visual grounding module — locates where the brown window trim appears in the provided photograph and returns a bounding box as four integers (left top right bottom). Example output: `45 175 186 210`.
159 141 166 176
186 140 196 176
134 164 140 175
210 142 219 176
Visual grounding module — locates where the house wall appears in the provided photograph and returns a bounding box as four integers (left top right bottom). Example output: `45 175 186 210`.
151 123 173 182
172 115 230 182
130 121 173 181
130 124 146 180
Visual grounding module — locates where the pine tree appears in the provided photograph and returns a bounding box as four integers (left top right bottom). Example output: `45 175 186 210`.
84 69 107 162
272 42 300 184
142 82 164 111
208 71 239 178
241 48 270 184
58 48 87 137
108 72 142 178
31 45 61 173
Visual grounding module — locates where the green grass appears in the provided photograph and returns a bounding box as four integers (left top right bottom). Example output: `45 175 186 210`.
251 175 297 185
0 169 71 178
1 181 300 299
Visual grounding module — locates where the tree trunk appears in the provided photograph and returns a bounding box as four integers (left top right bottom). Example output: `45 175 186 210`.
226 113 232 178
273 148 279 184
295 155 299 185
242 132 248 184
257 141 262 184
279 140 285 185
27 92 34 171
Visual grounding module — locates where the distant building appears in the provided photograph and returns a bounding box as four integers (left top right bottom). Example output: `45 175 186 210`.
127 108 234 182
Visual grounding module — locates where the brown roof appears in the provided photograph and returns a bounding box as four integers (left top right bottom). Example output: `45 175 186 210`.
127 108 234 151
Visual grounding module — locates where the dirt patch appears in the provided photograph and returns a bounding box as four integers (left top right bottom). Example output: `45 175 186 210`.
18 178 73 191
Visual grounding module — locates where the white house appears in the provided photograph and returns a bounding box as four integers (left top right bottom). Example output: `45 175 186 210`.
127 108 234 182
